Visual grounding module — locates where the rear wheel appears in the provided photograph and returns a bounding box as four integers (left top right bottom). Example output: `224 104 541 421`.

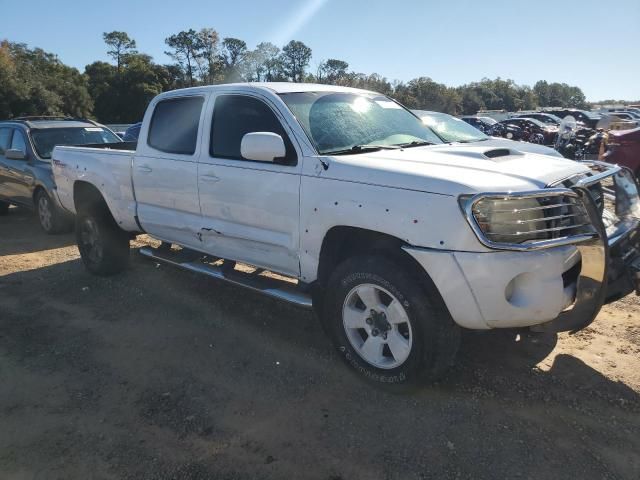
323 255 460 387
76 206 130 276
36 190 72 234
0 200 9 215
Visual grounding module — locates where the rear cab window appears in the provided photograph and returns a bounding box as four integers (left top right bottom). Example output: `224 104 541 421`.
148 96 205 155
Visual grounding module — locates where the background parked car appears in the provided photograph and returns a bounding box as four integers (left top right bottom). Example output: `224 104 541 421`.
414 110 564 157
122 122 142 142
543 109 602 128
460 116 497 133
0 116 122 233
500 117 557 144
512 112 564 126
602 127 640 177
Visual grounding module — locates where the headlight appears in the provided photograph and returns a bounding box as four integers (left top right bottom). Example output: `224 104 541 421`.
460 191 596 249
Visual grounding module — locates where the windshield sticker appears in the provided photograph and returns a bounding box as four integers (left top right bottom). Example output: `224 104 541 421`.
375 100 402 109
84 127 104 132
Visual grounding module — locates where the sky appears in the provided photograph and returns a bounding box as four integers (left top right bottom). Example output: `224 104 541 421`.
2 0 639 101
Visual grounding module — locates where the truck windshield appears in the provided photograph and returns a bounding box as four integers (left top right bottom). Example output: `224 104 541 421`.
279 92 443 154
31 127 121 159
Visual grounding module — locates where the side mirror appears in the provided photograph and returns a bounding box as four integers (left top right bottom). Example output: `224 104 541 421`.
5 149 26 160
240 132 286 162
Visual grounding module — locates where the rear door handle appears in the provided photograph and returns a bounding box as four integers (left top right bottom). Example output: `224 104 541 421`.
201 174 220 183
137 165 152 173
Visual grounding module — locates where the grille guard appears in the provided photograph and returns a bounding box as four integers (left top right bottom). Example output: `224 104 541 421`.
531 187 608 333
462 161 640 333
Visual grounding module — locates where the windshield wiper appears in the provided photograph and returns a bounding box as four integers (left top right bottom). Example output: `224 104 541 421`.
323 144 401 155
393 140 435 148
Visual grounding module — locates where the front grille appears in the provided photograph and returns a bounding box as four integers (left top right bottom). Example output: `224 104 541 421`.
477 194 593 243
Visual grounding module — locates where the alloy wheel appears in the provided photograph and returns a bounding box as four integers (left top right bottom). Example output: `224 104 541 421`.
342 283 413 369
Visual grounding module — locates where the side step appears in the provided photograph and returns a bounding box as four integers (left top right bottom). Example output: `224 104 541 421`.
139 246 313 309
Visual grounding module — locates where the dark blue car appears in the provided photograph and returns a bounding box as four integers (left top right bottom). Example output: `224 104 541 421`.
123 122 142 142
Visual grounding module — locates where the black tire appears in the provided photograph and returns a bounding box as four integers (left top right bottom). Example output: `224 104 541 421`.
323 255 460 387
35 190 73 234
0 200 9 215
75 204 130 276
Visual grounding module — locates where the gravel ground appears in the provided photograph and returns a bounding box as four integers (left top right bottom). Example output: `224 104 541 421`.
1 206 639 480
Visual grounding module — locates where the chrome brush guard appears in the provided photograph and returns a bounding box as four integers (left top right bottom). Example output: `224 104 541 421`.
462 161 640 333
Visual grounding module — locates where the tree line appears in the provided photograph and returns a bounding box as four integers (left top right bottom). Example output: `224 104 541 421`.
0 30 600 124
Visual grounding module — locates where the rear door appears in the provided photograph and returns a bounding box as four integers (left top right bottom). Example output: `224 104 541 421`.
198 93 302 276
133 95 206 249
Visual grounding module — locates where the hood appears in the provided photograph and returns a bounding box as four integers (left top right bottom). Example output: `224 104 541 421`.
323 144 590 197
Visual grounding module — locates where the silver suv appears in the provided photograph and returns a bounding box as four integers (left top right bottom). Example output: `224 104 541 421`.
0 117 122 233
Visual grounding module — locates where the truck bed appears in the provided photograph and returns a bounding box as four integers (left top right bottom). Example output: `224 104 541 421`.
52 144 140 232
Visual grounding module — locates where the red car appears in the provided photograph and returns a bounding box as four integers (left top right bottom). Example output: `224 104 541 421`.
603 127 640 177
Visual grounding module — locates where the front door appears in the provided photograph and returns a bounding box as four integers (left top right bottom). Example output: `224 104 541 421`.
0 127 14 200
2 129 33 206
133 95 206 249
198 93 302 277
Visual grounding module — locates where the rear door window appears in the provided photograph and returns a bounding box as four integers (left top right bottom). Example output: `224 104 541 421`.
148 96 204 155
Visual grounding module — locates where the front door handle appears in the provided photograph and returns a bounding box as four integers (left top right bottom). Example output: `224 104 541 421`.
137 165 152 173
201 174 220 183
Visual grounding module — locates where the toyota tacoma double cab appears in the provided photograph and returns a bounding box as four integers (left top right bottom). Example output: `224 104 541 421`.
52 83 640 386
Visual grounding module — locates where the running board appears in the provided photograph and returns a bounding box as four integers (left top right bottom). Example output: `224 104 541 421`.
139 246 313 309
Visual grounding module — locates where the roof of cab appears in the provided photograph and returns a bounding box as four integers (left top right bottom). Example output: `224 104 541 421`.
157 82 377 99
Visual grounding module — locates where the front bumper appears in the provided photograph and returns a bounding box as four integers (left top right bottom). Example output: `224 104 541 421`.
406 163 640 333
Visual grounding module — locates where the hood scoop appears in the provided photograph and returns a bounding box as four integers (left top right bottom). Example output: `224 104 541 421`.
483 148 517 159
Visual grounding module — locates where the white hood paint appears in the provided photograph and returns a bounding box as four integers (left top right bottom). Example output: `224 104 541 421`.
322 144 588 196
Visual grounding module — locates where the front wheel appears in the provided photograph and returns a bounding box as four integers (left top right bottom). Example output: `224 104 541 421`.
76 208 130 276
323 255 460 387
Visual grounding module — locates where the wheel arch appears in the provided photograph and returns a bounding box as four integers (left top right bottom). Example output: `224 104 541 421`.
315 226 451 318
73 181 112 217
32 184 47 206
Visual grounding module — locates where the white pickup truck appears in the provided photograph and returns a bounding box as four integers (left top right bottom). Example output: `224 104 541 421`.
52 83 640 386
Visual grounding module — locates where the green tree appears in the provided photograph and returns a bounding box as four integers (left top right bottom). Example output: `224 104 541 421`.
317 58 349 83
243 42 280 81
0 41 92 118
197 28 221 84
220 37 247 82
102 31 137 73
165 29 203 86
394 77 460 114
280 40 312 82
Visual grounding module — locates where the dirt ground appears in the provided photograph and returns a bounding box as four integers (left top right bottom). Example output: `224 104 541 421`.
1 206 639 480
